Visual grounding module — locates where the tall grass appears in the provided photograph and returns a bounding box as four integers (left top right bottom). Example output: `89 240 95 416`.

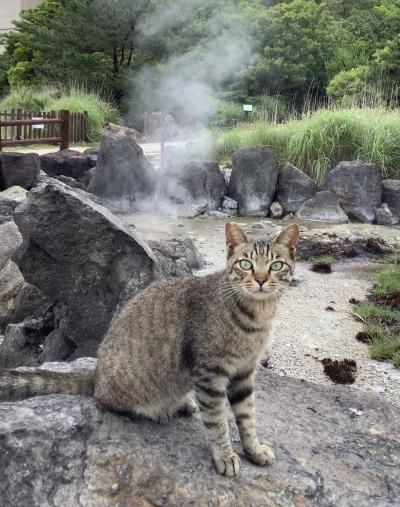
0 84 120 141
213 107 400 182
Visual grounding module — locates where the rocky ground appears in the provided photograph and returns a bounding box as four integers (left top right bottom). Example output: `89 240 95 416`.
2 134 400 506
1 358 399 507
123 212 400 407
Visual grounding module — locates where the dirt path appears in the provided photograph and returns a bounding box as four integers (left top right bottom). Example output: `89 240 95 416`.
123 212 400 407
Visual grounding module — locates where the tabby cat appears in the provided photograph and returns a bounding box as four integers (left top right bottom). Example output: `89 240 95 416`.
0 222 299 477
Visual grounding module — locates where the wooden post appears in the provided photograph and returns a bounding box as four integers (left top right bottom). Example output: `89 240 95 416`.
16 109 22 139
83 111 89 141
60 109 70 150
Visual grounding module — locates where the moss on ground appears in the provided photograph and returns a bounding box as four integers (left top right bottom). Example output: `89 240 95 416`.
355 253 400 368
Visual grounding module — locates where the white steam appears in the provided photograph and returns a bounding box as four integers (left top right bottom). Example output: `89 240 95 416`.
131 0 256 144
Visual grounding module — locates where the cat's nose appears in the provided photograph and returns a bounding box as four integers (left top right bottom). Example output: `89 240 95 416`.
255 277 267 287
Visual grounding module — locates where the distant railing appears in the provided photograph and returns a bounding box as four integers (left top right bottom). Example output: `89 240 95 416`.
0 109 89 151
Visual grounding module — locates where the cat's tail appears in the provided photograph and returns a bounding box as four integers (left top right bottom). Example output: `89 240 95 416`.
0 367 95 402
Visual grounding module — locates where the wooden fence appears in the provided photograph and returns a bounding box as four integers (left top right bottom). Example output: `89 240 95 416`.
0 109 89 151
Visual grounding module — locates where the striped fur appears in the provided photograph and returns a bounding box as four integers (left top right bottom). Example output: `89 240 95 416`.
0 368 95 402
0 223 299 477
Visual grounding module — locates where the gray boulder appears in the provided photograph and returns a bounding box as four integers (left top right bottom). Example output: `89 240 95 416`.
0 221 49 331
0 260 24 331
159 160 227 211
323 161 382 223
0 318 48 368
0 186 27 224
0 220 22 271
222 196 238 210
382 179 400 218
296 191 349 223
83 147 98 167
375 203 399 225
229 147 278 216
40 149 92 180
13 180 161 359
88 132 156 202
148 237 203 277
0 152 40 190
277 162 318 213
0 362 399 507
80 166 96 188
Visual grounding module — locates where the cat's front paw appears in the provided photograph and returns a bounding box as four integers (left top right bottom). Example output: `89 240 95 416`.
212 450 241 477
245 443 275 466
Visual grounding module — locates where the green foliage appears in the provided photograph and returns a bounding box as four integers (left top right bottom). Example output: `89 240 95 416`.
311 255 335 266
47 87 120 140
0 86 59 111
215 101 244 123
372 266 400 296
214 106 400 182
356 302 398 325
0 84 119 139
327 66 370 103
384 252 400 265
357 253 400 367
2 0 400 109
369 336 400 361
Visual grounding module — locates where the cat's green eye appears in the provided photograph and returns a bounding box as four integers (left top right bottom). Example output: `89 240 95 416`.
270 261 284 271
239 259 253 270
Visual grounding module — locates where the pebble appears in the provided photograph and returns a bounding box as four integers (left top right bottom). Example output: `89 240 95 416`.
349 408 363 417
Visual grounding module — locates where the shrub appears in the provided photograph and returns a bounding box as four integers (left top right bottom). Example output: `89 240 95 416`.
48 87 119 141
0 84 120 140
213 107 400 182
369 337 400 361
0 85 58 111
356 302 398 325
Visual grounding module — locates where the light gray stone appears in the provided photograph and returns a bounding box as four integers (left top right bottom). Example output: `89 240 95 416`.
323 160 382 223
277 162 318 213
382 179 400 218
296 191 349 223
375 203 399 225
0 186 27 223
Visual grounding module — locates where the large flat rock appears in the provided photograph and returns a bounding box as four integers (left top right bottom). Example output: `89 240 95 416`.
1 366 398 506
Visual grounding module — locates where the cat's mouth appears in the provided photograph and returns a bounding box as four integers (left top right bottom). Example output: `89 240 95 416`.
245 285 280 298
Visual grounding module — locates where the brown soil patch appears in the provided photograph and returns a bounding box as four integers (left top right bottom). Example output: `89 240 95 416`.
321 358 357 384
312 264 333 274
355 332 373 344
370 290 400 310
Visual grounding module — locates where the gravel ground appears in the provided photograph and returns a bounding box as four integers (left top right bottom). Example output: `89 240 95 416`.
122 213 400 407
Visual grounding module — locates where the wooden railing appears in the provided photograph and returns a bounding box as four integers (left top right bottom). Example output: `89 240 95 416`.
0 109 89 151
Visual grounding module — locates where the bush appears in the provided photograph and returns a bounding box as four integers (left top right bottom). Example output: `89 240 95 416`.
326 66 371 104
213 106 400 182
48 87 119 141
0 85 120 140
0 86 59 111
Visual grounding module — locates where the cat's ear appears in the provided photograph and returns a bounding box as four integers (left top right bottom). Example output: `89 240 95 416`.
226 223 249 255
273 224 299 252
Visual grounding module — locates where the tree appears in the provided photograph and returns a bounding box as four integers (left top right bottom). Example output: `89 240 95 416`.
3 0 162 100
